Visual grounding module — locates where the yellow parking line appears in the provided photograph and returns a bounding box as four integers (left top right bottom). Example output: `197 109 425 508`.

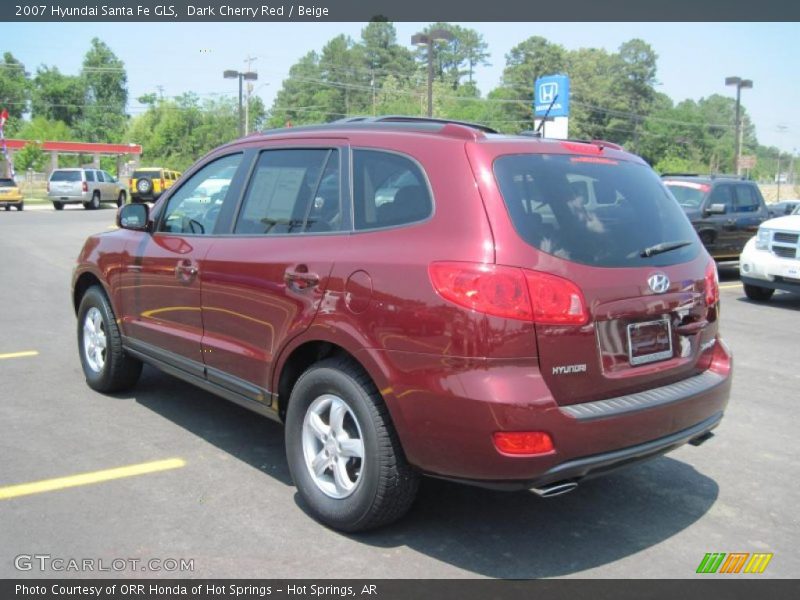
0 458 186 500
719 283 743 289
0 350 39 360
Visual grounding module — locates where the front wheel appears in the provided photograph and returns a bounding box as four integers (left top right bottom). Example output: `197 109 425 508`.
744 283 775 302
285 357 419 532
77 286 142 392
117 191 126 207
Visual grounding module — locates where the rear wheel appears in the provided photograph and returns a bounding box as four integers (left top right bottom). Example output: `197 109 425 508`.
87 192 101 210
285 357 419 532
3 206 8 211
53 201 64 210
77 286 142 392
744 283 774 302
17 202 23 211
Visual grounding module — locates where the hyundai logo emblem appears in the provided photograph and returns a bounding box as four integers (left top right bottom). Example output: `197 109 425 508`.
648 272 670 294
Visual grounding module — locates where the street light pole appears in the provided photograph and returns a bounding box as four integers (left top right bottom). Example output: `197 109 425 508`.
725 76 753 175
224 69 258 138
412 29 454 118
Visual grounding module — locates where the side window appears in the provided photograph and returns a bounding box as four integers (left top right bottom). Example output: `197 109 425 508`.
707 184 733 212
234 149 340 235
159 154 243 235
85 171 96 182
353 150 432 230
734 185 760 213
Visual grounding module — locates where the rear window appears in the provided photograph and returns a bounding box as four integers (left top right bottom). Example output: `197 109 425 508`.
50 171 82 182
0 178 15 187
133 170 161 179
663 180 709 208
494 154 700 268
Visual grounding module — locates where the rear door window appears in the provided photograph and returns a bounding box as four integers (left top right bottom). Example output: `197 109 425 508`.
493 154 699 267
734 184 761 213
234 149 341 235
85 171 96 182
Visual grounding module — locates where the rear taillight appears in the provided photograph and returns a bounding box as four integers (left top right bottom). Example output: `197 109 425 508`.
705 260 719 306
524 270 589 325
160 178 165 188
82 181 88 192
428 262 588 325
493 431 554 456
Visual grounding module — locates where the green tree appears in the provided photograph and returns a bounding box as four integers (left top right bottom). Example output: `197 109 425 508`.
78 38 128 142
0 52 29 132
30 66 85 127
14 142 46 171
414 23 490 89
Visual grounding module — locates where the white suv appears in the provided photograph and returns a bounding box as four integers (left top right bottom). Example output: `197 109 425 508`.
740 204 800 301
48 168 127 211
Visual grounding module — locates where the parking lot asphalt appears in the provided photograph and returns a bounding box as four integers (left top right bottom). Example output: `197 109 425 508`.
0 207 798 579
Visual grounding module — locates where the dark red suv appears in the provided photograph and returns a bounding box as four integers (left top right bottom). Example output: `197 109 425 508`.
73 117 732 532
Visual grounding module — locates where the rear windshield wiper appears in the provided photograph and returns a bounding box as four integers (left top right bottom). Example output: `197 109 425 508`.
639 240 693 258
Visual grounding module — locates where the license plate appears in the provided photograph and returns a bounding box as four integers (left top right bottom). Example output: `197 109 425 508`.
627 317 673 366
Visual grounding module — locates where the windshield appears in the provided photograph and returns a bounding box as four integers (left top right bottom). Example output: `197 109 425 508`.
494 154 700 268
133 170 161 179
50 171 82 182
663 180 709 208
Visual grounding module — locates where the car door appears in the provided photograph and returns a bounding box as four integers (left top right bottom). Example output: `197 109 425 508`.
117 153 246 374
734 183 768 247
199 143 348 404
703 183 737 257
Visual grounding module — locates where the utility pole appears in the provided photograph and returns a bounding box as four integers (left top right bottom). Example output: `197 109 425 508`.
725 76 753 175
244 55 258 135
412 28 454 118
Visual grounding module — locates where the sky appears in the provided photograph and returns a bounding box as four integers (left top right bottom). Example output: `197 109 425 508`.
3 22 799 152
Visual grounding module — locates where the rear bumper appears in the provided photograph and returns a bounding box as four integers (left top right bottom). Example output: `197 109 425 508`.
48 193 88 203
0 198 23 206
372 338 732 483
443 412 723 490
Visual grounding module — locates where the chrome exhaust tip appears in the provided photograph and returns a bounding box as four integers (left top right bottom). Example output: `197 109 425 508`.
529 481 579 498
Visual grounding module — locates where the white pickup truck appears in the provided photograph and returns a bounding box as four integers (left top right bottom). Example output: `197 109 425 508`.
739 205 800 301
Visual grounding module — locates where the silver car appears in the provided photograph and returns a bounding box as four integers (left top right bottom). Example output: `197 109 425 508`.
48 168 127 211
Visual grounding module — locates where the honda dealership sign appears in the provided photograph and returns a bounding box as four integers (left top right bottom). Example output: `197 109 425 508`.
534 74 570 139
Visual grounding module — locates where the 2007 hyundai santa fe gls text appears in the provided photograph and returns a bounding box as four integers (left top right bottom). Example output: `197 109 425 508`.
72 116 732 532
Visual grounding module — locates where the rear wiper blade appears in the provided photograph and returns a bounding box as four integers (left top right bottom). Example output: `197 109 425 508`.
639 240 693 258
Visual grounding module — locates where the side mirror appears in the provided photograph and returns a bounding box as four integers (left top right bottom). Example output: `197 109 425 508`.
117 203 150 231
705 203 727 215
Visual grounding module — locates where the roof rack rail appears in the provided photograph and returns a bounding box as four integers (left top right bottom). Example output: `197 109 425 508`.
334 115 499 134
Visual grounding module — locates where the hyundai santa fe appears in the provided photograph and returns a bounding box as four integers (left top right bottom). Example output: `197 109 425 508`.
72 117 732 532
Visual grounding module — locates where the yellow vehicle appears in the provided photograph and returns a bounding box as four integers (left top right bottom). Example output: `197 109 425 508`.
129 168 181 203
0 177 23 211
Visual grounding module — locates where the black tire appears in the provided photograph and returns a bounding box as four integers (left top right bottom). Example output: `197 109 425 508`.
137 178 153 194
285 356 419 532
3 205 8 211
86 192 100 210
17 202 23 211
744 283 775 302
53 201 64 210
77 286 142 393
117 191 126 207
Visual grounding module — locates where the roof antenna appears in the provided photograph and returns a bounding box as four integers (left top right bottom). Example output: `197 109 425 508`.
535 93 558 135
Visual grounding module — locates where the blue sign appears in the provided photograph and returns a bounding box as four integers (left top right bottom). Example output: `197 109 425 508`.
534 75 570 118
